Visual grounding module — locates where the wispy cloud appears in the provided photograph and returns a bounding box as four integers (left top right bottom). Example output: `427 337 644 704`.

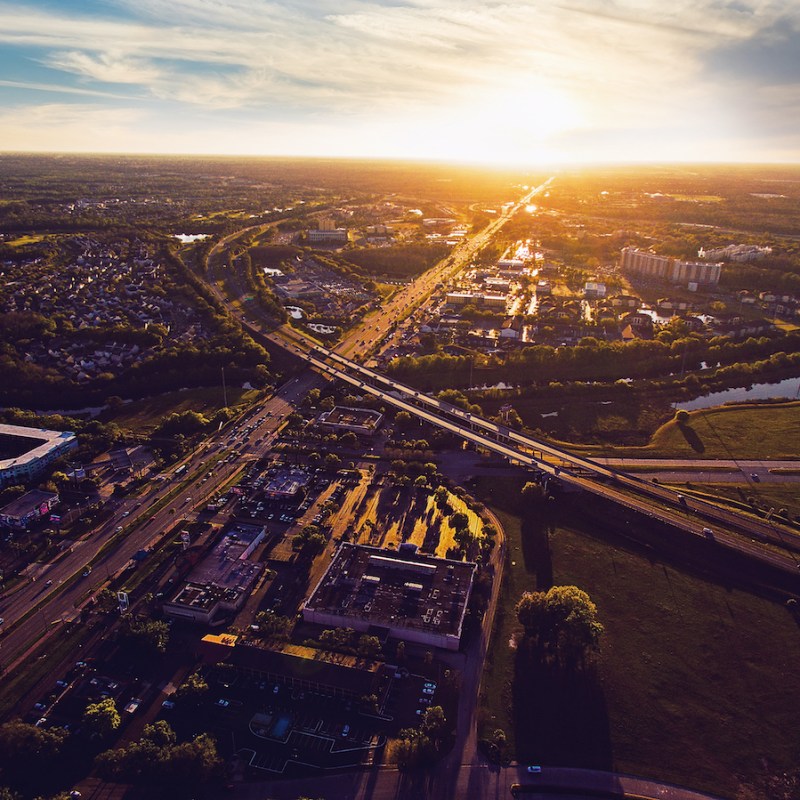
0 0 797 161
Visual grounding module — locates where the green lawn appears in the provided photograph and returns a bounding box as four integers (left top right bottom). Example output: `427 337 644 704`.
575 401 800 460
100 386 260 434
475 476 800 797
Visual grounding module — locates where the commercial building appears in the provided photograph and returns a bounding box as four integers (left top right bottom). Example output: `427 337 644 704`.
307 219 348 244
0 423 78 488
620 247 721 288
316 406 383 437
162 524 266 624
445 292 507 310
200 635 391 701
0 489 59 530
303 543 476 651
263 468 310 500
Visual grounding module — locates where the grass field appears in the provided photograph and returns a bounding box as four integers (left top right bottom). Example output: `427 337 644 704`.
100 386 260 433
679 482 800 520
577 401 800 460
474 476 800 797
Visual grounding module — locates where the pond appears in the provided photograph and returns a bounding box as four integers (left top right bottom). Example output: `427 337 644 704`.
674 376 800 411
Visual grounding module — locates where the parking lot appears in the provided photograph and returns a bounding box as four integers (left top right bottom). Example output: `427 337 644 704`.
206 667 388 774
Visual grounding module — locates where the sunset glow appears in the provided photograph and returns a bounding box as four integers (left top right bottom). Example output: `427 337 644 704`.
0 1 798 164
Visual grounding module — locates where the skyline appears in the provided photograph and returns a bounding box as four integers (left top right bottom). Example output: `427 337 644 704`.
0 1 798 166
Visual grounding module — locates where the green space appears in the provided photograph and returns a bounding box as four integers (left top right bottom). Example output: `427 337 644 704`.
641 402 800 460
100 386 260 434
6 234 47 247
678 481 800 520
475 476 800 797
571 401 800 460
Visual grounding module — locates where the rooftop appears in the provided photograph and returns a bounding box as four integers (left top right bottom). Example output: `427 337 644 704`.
165 523 265 614
0 423 77 470
304 543 476 639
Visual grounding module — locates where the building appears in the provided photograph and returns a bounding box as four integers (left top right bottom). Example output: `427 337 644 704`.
0 424 78 488
620 247 721 288
162 524 266 624
584 281 606 299
263 468 310 500
445 292 507 310
303 543 476 651
307 220 349 244
317 406 383 437
699 244 772 262
200 635 392 702
0 489 59 530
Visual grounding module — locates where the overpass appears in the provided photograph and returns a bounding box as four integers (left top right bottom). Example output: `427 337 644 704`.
273 338 800 578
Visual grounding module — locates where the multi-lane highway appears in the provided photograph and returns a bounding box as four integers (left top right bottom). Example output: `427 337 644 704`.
0 372 321 675
268 341 800 578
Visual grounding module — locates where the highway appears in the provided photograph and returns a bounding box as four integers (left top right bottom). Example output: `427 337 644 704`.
275 347 799 577
0 372 322 675
202 175 800 577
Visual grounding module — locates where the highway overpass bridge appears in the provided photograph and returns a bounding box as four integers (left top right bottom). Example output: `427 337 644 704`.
270 337 800 579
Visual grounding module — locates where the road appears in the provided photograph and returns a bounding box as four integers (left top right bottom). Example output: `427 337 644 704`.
0 372 321 675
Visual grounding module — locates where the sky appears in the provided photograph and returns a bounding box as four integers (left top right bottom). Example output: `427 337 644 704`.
0 0 798 165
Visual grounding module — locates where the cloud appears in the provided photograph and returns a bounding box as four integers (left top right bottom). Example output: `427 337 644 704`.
44 51 163 85
0 0 798 161
704 17 800 85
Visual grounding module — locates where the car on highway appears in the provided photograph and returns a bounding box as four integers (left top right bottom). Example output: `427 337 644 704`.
750 473 761 482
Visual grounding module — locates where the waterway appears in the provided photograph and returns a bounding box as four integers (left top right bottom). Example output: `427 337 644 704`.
674 376 800 411
173 233 210 243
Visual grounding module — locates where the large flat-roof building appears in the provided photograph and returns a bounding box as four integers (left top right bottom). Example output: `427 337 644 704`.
303 543 476 651
0 489 59 530
163 523 266 624
316 406 383 437
620 247 721 288
200 635 391 701
0 424 78 488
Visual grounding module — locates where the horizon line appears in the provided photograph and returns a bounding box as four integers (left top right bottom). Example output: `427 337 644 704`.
1 149 799 171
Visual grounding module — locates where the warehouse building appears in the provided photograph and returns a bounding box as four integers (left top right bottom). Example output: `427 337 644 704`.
303 543 476 651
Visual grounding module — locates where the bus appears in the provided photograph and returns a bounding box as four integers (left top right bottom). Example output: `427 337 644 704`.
174 464 188 480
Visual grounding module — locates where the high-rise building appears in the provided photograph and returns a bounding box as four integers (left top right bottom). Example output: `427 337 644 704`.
620 247 721 287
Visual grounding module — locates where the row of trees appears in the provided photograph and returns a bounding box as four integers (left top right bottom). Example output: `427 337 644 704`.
388 331 800 390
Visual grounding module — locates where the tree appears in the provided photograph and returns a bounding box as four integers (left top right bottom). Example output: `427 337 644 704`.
515 585 603 667
175 672 208 703
394 410 413 429
356 634 382 659
93 588 119 613
675 409 690 423
450 511 469 531
320 396 335 412
253 612 292 641
0 721 66 763
319 627 355 651
420 705 447 740
323 453 341 471
83 698 120 738
521 481 546 505
0 721 67 789
118 617 170 655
